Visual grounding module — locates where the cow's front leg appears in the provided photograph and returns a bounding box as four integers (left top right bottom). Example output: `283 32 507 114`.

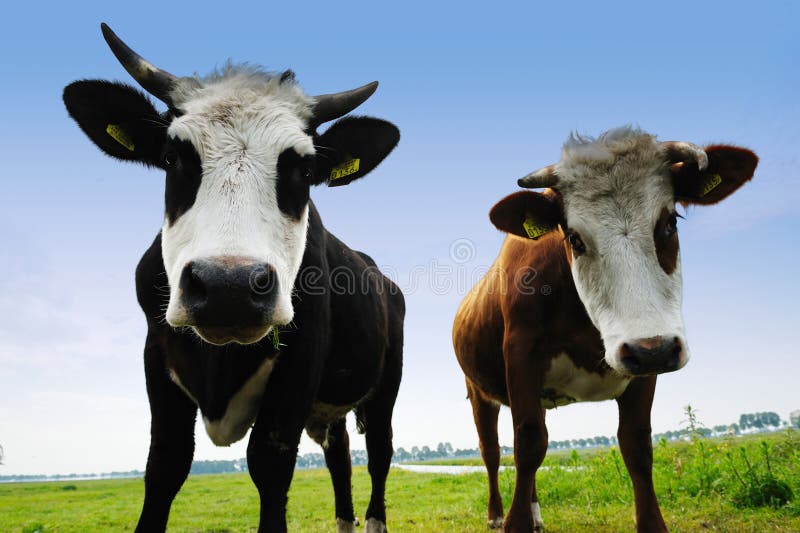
247 419 305 533
503 329 547 533
617 376 667 533
136 335 198 532
247 348 323 533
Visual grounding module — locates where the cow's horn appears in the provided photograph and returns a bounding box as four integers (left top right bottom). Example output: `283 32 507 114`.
101 23 178 106
310 81 379 128
518 165 559 189
662 141 709 172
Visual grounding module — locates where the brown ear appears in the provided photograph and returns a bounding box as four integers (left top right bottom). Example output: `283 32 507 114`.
673 145 758 205
489 191 563 239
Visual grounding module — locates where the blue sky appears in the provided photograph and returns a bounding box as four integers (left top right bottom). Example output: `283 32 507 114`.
0 1 798 475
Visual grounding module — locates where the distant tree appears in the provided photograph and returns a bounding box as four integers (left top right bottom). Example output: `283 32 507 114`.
764 412 781 428
394 447 411 462
0 444 4 465
791 410 800 428
740 413 751 430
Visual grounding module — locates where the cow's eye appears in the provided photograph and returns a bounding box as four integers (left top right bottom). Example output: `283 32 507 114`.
664 213 678 237
163 151 178 168
301 164 314 182
567 231 586 255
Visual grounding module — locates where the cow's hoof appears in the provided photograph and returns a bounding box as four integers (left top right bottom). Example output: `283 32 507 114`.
365 517 387 533
337 517 357 533
487 516 504 529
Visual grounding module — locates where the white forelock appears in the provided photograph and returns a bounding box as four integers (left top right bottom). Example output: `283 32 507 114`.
561 125 652 165
170 63 314 121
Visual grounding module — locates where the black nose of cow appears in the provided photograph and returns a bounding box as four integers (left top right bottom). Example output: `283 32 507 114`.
619 337 682 375
179 258 277 327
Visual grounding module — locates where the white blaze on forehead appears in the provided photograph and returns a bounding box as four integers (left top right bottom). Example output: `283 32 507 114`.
161 67 316 328
555 127 688 371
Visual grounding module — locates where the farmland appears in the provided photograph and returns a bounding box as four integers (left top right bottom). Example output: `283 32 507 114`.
2 431 799 532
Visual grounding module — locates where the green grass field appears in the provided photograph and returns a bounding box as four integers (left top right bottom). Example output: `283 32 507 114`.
2 431 799 532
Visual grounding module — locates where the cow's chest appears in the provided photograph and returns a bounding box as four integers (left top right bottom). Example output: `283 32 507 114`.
169 356 277 446
540 353 630 408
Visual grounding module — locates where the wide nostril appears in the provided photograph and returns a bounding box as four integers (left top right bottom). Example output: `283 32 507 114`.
249 264 277 303
619 343 643 373
665 337 682 368
181 261 208 308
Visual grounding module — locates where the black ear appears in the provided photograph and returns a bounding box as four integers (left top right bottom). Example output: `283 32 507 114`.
489 191 564 239
313 116 399 187
63 80 167 167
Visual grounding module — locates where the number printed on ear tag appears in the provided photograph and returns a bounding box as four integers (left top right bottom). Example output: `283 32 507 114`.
523 215 550 239
699 173 722 197
330 158 360 181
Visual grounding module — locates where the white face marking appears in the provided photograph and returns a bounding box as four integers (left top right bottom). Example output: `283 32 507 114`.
554 128 689 373
542 353 631 408
202 357 277 446
160 69 315 334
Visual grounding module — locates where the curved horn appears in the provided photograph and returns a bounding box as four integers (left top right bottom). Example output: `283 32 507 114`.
310 81 378 128
518 165 558 189
101 23 178 106
662 141 708 172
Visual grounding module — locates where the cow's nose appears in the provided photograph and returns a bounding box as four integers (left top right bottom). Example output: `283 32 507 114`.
179 258 277 327
618 336 682 375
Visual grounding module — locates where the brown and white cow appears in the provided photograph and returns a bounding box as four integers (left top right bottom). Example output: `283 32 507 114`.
453 127 757 532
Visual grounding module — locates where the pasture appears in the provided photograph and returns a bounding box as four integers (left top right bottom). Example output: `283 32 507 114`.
2 431 798 532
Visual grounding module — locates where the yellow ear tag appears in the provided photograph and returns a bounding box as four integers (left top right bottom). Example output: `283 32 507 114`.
106 124 135 152
699 173 722 197
522 214 551 239
330 158 360 181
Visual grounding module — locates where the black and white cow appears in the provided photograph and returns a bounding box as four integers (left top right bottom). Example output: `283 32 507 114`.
63 24 404 533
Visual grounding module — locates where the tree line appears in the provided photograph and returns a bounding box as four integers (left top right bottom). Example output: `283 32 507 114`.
190 410 793 472
1 410 796 481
